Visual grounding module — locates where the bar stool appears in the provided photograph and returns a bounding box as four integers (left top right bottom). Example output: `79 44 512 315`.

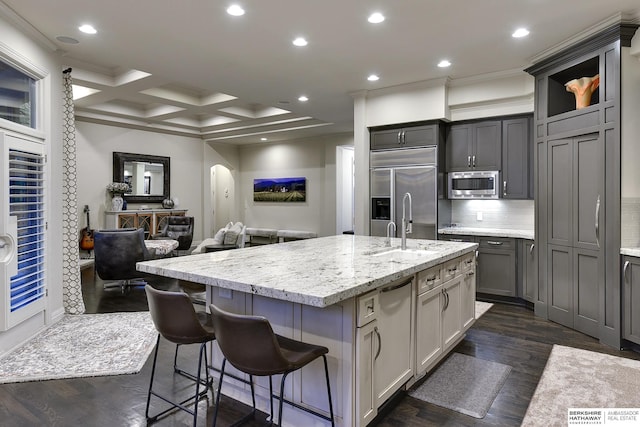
209 303 335 427
145 285 216 427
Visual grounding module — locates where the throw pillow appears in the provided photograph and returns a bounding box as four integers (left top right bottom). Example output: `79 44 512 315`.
224 222 244 246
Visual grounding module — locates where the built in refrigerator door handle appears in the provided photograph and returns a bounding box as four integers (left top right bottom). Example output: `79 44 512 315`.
595 195 600 248
472 155 476 168
467 156 471 168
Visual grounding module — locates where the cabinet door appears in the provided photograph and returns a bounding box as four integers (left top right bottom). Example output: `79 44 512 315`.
573 248 602 338
446 124 472 171
371 129 402 150
472 121 502 170
502 118 530 199
573 134 604 251
522 240 537 303
416 286 443 376
547 244 573 328
374 278 414 407
117 213 137 229
403 125 437 148
356 320 378 426
477 240 516 296
547 138 572 246
442 277 462 350
461 268 476 330
623 257 640 345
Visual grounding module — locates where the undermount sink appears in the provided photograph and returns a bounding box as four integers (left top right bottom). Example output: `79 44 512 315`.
371 247 438 258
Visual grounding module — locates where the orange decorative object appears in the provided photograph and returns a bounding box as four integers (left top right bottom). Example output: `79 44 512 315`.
565 74 600 109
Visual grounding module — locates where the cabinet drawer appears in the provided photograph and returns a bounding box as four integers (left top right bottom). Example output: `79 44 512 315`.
442 257 461 281
460 253 475 272
357 290 379 327
418 265 442 294
478 237 514 250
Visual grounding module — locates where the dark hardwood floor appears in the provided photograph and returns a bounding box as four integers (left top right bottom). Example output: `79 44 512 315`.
2 268 639 427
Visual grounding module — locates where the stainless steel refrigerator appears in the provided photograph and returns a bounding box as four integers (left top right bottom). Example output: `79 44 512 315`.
370 147 437 239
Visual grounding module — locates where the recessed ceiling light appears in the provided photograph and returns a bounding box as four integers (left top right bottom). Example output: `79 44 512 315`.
227 4 245 16
260 137 268 141
368 12 385 24
367 74 380 82
78 24 97 34
512 28 529 38
437 60 451 68
298 95 309 102
293 37 308 47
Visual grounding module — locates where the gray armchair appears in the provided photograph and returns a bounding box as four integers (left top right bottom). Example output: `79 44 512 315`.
94 228 156 293
153 216 194 254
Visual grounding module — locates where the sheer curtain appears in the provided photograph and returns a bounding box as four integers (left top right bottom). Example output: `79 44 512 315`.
61 68 85 314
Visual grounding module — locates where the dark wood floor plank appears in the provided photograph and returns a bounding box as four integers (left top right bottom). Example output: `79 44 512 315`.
1 272 639 426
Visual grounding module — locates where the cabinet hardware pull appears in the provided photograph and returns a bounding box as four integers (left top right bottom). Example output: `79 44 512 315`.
374 326 382 361
450 238 463 242
467 156 471 168
426 275 437 283
475 250 479 259
472 155 476 168
401 130 406 144
624 261 630 281
487 241 503 246
503 180 507 195
443 289 449 310
381 278 413 293
467 271 475 277
448 266 457 273
397 131 402 145
595 195 600 248
529 243 535 255
366 302 374 313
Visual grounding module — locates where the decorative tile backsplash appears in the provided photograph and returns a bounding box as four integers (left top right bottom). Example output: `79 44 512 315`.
622 198 640 248
450 199 534 230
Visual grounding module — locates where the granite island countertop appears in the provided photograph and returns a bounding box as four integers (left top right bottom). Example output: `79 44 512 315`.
137 234 477 308
438 226 534 240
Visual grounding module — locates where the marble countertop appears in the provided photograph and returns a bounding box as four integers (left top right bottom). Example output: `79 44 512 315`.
621 248 640 257
438 226 534 240
137 235 477 308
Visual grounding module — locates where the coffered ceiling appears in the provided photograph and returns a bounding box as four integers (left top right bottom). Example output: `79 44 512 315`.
1 1 639 144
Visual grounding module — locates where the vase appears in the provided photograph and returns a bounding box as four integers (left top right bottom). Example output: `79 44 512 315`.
111 194 124 211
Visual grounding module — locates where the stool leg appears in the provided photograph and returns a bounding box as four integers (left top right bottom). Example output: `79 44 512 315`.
323 355 335 427
277 372 291 427
173 343 180 373
145 334 161 421
269 376 274 423
212 358 227 427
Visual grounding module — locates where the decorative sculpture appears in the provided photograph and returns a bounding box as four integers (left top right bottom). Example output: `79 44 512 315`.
565 74 600 109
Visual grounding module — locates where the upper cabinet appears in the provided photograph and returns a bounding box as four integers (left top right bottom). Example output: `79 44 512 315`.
446 120 501 172
502 117 532 199
370 123 442 150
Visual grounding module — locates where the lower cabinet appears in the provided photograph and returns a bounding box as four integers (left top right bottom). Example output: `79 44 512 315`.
520 239 537 303
356 276 414 425
477 237 517 296
623 256 640 345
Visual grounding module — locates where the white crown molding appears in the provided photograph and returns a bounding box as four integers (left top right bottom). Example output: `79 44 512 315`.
0 1 58 52
529 12 640 64
447 68 529 87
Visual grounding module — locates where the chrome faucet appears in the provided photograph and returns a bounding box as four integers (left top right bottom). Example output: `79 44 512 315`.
385 221 396 247
401 192 413 250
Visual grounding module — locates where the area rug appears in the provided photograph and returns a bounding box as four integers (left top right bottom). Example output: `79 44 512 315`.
0 311 157 384
522 345 640 426
475 301 493 319
409 352 512 418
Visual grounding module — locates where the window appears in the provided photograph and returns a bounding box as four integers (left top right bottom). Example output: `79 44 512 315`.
0 60 36 128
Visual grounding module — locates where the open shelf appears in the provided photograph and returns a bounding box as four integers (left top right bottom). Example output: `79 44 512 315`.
547 56 599 117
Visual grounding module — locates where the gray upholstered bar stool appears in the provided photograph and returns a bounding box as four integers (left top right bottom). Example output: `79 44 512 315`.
209 303 335 427
145 285 216 427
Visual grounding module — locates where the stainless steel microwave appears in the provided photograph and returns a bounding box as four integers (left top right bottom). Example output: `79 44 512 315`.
448 171 499 199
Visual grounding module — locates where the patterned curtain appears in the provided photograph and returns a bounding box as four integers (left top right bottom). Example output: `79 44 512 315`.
61 68 85 314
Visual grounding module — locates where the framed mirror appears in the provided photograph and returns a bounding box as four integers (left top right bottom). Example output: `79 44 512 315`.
113 152 170 204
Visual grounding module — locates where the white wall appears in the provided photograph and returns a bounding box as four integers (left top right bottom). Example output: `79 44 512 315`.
238 133 353 237
0 12 62 355
75 121 206 240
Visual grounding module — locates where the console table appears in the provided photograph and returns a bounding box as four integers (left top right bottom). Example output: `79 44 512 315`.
104 209 187 238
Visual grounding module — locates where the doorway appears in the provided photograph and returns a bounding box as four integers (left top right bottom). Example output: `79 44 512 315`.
336 146 355 234
210 164 234 234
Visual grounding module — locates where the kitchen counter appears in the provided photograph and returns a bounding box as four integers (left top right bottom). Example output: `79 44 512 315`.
438 226 534 240
621 248 640 257
137 234 477 308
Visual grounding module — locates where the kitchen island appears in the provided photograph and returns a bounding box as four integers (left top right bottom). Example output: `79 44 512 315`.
138 235 477 426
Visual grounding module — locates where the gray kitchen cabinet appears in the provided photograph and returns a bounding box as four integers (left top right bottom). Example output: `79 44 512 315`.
501 117 532 199
545 134 603 338
446 121 502 172
370 124 439 150
519 239 537 303
476 237 517 297
623 256 640 345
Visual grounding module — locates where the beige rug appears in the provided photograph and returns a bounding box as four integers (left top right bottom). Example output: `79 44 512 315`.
522 345 640 426
475 301 493 319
